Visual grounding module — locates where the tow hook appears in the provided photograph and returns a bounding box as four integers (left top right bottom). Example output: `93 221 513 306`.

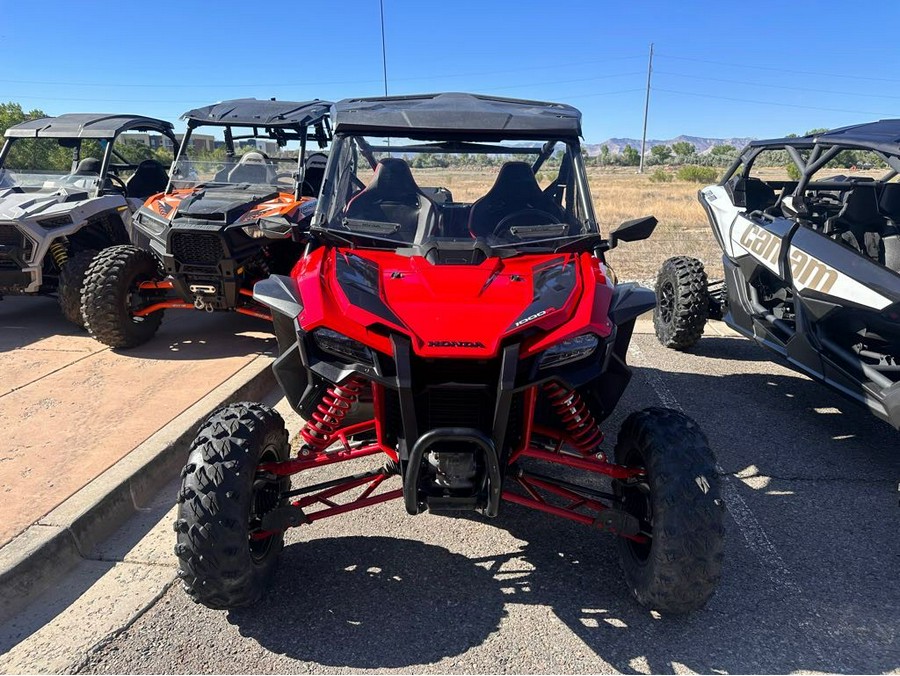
193 296 215 312
189 284 217 312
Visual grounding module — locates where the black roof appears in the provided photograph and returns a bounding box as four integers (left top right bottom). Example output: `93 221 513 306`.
747 119 900 155
333 92 583 140
182 98 331 128
5 113 174 139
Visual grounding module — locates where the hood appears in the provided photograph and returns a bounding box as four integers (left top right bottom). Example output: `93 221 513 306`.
146 188 306 225
0 187 90 222
302 249 599 358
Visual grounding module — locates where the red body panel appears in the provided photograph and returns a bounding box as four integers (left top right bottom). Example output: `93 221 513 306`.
293 248 615 359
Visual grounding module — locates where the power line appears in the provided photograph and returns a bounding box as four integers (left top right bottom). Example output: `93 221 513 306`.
483 71 643 93
3 72 646 106
654 87 894 117
658 52 900 84
0 55 646 90
656 70 900 101
559 88 645 101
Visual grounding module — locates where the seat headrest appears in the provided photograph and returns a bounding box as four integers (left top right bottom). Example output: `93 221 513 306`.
366 158 420 201
238 151 267 165
74 157 101 175
488 161 543 197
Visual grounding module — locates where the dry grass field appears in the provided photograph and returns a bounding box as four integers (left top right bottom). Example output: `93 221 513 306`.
587 168 719 281
412 166 726 281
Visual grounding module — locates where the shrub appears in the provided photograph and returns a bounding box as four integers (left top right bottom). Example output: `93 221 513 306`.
649 168 673 183
785 163 802 181
676 165 719 183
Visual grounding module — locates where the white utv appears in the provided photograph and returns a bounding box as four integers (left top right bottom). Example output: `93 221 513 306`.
653 122 900 430
0 113 176 325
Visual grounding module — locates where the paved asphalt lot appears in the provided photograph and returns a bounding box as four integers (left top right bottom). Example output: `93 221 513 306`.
2 328 897 674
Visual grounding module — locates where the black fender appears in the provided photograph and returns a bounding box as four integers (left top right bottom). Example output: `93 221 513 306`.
252 274 303 318
607 282 655 326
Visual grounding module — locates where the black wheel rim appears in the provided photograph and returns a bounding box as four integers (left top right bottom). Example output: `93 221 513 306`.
619 449 653 563
248 445 282 562
658 279 675 324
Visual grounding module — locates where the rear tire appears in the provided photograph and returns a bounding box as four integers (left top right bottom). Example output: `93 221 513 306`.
174 402 290 609
653 256 708 350
614 407 724 614
82 245 164 348
57 249 96 328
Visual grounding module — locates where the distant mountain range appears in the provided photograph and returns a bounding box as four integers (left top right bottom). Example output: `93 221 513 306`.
585 135 756 156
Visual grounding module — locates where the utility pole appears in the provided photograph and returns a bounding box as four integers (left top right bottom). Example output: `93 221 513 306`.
639 43 654 174
379 0 389 96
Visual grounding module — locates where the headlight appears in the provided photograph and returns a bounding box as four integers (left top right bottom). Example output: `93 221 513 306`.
313 328 374 364
241 224 268 239
242 216 292 239
37 214 73 228
538 333 599 370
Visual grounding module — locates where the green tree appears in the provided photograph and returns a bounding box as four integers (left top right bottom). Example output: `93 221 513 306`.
153 147 174 166
599 144 610 166
709 144 738 166
116 139 154 165
671 141 695 158
650 144 673 163
621 144 640 166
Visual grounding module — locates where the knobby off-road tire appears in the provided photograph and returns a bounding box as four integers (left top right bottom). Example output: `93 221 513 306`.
614 407 725 614
81 245 164 348
174 402 290 609
653 256 709 350
57 249 97 328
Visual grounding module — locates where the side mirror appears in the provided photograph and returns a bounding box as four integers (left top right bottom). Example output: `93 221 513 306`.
606 215 658 250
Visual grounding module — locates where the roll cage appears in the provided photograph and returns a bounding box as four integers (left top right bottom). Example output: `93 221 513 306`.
0 113 178 196
170 99 332 200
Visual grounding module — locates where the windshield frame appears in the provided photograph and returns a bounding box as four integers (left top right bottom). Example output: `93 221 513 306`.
312 132 599 253
166 118 331 200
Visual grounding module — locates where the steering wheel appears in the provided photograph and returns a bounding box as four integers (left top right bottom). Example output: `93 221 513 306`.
273 171 294 185
493 209 562 239
105 173 128 195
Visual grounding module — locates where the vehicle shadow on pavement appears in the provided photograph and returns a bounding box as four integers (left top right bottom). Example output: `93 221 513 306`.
0 297 277 358
0 296 84 353
227 536 508 668
107 312 278 361
685 335 774 362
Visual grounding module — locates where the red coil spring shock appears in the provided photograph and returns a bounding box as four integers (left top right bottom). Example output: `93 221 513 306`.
543 382 604 455
299 377 367 452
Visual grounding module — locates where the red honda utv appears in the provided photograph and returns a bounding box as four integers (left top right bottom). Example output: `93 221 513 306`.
81 98 331 348
175 93 725 614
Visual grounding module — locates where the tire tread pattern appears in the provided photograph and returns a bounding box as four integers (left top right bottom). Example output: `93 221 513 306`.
654 256 709 350
614 407 725 614
57 249 97 328
174 402 289 609
82 244 164 348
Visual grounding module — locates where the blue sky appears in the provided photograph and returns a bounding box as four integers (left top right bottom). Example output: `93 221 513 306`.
2 0 898 144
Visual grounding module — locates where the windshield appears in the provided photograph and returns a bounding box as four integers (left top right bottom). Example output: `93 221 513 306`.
315 135 597 250
0 137 105 192
169 131 327 197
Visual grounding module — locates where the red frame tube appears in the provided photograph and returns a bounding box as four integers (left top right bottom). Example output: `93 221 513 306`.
252 382 646 539
236 306 271 320
502 490 647 543
132 299 194 316
517 447 644 480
